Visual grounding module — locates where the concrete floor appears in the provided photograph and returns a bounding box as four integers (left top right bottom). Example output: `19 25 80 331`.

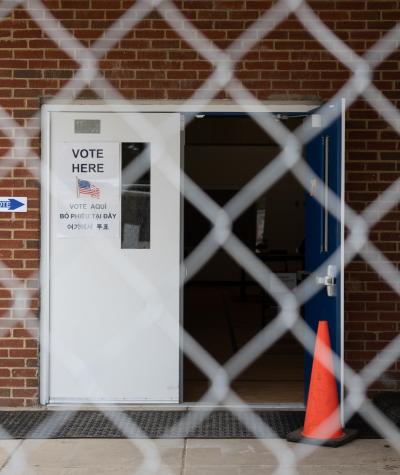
0 439 398 474
184 286 304 404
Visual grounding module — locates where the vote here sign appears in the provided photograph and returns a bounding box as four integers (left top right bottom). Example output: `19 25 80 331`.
54 142 120 237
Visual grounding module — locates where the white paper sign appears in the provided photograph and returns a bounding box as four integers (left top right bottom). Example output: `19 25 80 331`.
55 142 120 237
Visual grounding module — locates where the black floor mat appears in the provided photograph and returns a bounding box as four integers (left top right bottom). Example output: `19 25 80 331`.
0 410 384 439
373 392 400 425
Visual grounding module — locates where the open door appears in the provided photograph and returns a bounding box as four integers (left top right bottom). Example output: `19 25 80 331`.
47 112 181 403
304 102 344 401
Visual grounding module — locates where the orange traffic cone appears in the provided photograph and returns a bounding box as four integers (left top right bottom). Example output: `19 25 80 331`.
287 320 357 447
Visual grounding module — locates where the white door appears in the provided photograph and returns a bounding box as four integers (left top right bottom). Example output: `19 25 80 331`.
48 112 181 403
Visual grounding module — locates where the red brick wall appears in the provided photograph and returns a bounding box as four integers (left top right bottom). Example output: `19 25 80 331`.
0 0 398 405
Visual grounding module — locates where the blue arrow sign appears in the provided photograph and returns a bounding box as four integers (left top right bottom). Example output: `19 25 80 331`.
0 197 27 213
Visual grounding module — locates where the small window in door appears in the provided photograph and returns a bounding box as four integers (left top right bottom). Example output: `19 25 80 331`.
121 142 151 249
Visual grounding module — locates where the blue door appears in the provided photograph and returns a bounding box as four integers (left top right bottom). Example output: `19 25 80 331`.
304 106 343 401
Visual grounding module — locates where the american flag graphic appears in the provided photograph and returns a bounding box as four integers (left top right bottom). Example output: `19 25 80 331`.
77 178 100 198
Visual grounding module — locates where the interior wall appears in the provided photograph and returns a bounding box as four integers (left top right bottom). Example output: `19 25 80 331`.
185 127 305 282
186 144 304 252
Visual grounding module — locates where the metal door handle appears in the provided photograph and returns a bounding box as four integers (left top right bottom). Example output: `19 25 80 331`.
316 264 336 297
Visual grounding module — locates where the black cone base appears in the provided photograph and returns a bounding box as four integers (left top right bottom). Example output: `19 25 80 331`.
286 427 358 447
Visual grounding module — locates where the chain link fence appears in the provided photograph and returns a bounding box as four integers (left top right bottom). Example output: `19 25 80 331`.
0 0 399 473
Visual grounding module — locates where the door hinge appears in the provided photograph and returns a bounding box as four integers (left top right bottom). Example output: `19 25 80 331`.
311 114 322 128
180 114 185 131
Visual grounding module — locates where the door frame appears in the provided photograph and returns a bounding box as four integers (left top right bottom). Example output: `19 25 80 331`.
40 100 344 406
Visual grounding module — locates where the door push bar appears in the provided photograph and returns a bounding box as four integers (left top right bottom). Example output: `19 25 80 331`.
316 264 336 297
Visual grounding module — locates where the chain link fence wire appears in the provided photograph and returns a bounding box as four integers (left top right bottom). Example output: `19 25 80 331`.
0 0 399 473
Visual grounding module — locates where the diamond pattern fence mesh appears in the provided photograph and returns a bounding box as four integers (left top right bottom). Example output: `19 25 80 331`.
0 0 399 473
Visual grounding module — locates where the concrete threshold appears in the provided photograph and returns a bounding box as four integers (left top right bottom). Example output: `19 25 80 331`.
0 402 305 412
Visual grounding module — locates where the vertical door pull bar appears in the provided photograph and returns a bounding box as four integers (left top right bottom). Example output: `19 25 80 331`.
323 136 330 252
